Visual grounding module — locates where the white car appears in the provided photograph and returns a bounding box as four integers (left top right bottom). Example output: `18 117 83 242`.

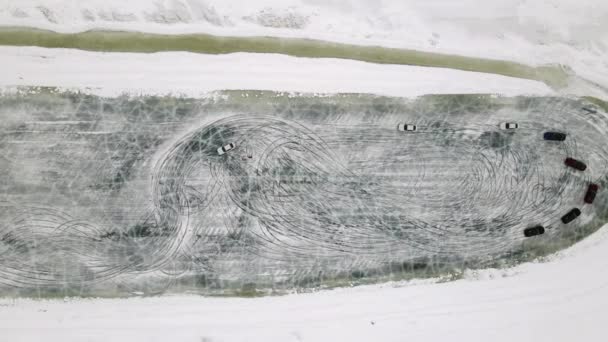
397 123 417 132
217 142 236 156
499 122 518 129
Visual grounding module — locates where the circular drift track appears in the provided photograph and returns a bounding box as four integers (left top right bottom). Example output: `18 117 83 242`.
150 96 608 290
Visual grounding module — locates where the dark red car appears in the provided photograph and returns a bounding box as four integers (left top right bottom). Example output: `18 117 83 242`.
564 157 587 171
585 183 599 204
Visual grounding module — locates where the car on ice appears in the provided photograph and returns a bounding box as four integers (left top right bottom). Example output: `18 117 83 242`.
582 106 597 114
584 183 599 204
217 142 236 156
561 208 581 224
499 122 518 129
543 131 567 141
523 225 545 237
564 157 587 171
397 123 417 132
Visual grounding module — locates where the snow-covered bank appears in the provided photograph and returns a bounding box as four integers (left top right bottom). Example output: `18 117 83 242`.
1 223 607 342
1 0 607 92
0 46 553 97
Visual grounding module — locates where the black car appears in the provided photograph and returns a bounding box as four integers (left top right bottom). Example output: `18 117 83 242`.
543 132 567 141
564 157 587 171
561 208 581 224
584 183 599 204
582 107 597 114
523 225 545 237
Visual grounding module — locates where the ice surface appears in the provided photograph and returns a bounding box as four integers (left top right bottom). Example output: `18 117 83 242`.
1 91 607 297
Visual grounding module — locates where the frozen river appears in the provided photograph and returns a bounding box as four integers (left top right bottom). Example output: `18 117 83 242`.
1 91 607 297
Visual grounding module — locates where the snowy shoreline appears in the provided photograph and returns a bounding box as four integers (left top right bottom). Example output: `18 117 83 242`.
0 46 554 98
1 0 607 91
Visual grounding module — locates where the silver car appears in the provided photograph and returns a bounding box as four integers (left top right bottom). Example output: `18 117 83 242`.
499 122 518 129
217 142 236 156
397 123 417 132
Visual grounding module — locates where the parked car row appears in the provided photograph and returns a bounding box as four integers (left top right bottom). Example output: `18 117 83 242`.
523 130 599 237
545 105 598 236
396 121 521 132
523 206 583 237
524 164 600 237
396 122 519 132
